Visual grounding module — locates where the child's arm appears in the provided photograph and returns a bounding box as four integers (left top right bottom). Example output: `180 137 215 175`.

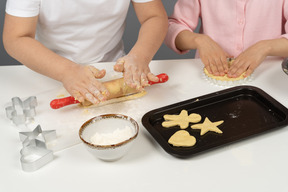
228 38 288 78
175 30 230 76
3 14 108 104
164 0 229 76
114 0 168 89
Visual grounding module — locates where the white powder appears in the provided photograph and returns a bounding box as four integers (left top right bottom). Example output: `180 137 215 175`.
90 126 134 145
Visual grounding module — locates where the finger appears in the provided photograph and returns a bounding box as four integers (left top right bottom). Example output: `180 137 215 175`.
88 87 106 102
147 72 159 84
245 59 261 77
77 86 99 104
72 91 85 103
244 67 254 77
227 66 238 78
132 72 142 90
202 58 212 74
97 86 110 99
209 61 219 76
123 70 136 88
227 59 239 77
140 73 150 87
233 69 246 78
95 69 106 79
221 57 229 73
228 61 247 78
114 58 125 72
86 92 100 104
92 79 111 100
87 66 106 78
215 58 225 76
204 62 212 74
82 91 100 104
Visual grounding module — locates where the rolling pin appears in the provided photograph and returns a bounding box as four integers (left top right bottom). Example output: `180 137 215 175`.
50 73 168 109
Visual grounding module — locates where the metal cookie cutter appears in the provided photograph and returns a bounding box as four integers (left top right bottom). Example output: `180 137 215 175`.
19 125 56 172
20 139 54 172
5 96 37 125
282 58 288 75
20 125 56 145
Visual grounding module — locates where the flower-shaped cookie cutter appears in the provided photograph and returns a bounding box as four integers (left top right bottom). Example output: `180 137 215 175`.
19 125 56 172
5 96 37 125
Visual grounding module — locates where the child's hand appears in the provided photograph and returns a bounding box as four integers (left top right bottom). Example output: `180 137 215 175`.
228 41 268 78
61 64 109 104
196 35 230 76
114 54 159 90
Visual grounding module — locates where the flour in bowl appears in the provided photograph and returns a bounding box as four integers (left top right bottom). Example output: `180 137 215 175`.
90 126 134 145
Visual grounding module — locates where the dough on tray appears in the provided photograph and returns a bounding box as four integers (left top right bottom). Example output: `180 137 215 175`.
191 117 224 136
168 130 196 147
162 110 201 129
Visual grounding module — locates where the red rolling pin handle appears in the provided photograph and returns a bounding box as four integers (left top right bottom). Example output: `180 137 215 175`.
50 96 80 109
50 73 169 109
149 73 169 85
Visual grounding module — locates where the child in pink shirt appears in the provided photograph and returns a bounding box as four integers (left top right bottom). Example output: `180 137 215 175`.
165 0 288 78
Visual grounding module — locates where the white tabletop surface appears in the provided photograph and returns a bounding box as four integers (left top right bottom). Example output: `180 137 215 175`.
0 58 287 192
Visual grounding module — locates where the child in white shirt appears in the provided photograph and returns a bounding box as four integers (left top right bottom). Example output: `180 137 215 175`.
3 0 168 104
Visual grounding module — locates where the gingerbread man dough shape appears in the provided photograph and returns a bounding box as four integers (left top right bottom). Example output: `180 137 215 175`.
162 110 201 129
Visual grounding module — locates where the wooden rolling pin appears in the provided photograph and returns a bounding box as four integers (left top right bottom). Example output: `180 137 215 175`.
50 73 168 109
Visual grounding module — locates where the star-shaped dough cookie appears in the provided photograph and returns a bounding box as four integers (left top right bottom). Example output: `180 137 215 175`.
162 110 201 129
168 130 196 147
191 117 224 135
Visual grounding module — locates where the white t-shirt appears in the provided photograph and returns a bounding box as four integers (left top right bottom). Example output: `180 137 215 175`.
5 0 153 64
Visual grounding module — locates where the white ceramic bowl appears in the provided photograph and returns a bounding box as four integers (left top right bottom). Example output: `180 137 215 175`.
79 114 139 161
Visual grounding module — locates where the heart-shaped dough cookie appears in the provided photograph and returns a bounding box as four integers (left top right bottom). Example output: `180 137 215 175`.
168 130 196 147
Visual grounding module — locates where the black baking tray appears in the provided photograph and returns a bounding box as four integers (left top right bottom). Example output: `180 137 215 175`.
142 86 288 158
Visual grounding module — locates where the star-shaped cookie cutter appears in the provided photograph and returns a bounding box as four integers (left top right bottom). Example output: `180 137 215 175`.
5 96 37 125
19 125 56 172
20 125 56 145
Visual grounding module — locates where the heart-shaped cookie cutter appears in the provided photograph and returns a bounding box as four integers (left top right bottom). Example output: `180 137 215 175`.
20 139 54 172
19 125 56 172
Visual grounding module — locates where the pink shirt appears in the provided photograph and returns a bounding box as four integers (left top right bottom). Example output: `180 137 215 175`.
165 0 288 58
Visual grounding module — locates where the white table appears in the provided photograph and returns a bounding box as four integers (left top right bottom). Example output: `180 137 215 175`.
1 59 287 192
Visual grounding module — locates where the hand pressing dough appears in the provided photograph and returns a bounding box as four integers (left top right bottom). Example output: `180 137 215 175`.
168 130 196 147
204 68 246 81
162 110 201 129
191 117 224 136
204 59 246 81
